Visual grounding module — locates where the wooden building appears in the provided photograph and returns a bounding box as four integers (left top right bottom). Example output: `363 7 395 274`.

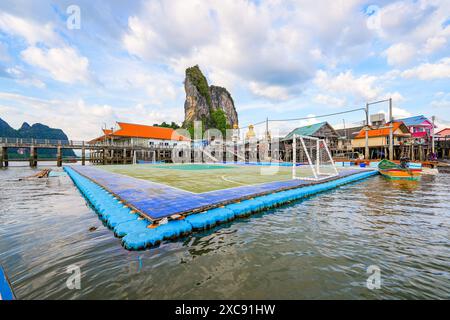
89 122 190 164
351 122 411 160
436 128 450 159
280 122 339 161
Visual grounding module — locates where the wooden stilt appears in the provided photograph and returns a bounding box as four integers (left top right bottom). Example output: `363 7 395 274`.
0 146 3 168
3 147 8 167
82 143 86 166
57 146 62 167
30 146 37 167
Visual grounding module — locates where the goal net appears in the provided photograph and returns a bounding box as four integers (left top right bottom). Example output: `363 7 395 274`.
292 135 338 181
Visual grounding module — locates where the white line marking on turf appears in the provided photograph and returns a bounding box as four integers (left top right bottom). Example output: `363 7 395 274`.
220 175 248 186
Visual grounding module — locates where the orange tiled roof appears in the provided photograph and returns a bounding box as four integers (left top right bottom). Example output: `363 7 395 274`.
102 129 113 135
114 122 190 141
354 122 407 139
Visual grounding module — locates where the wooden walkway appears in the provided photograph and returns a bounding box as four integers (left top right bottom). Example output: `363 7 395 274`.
0 137 174 167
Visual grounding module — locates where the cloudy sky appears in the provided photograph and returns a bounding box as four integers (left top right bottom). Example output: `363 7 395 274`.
0 0 449 140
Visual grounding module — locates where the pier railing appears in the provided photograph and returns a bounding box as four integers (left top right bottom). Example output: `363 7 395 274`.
0 137 85 147
0 137 176 149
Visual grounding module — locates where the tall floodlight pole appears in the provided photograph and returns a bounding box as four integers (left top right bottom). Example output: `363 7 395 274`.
389 97 394 161
365 103 369 160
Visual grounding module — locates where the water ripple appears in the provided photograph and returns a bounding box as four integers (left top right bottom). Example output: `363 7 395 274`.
1 166 449 299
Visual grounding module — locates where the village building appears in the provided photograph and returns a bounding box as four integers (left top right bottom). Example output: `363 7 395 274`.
395 115 435 142
335 125 365 156
436 128 450 159
281 122 339 161
90 122 190 147
436 128 450 140
89 122 190 164
392 115 436 160
351 122 411 159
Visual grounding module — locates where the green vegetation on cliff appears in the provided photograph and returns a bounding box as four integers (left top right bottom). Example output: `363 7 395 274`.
211 109 229 137
186 65 212 108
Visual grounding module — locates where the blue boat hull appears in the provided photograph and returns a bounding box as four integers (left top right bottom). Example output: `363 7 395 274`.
0 266 15 300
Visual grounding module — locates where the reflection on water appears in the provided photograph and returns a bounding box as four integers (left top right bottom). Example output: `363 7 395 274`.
0 164 449 299
388 179 421 192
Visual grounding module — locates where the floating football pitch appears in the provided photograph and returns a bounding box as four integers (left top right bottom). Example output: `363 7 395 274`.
97 163 307 193
69 163 371 221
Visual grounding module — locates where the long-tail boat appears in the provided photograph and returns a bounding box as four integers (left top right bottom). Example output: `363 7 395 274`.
378 159 422 181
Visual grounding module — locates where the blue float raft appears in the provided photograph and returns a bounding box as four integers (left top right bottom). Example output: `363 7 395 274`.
65 167 377 250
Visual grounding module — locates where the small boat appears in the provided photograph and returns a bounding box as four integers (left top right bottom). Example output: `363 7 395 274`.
0 265 15 300
378 159 422 181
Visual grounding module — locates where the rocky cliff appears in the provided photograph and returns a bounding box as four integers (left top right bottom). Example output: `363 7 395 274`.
183 65 238 133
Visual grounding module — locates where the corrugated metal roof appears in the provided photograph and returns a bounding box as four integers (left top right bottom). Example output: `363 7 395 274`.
354 122 409 139
90 122 190 143
115 122 190 141
283 122 328 140
437 128 450 137
395 115 430 126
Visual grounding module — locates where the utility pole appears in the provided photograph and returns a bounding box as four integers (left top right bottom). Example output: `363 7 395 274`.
432 115 435 155
365 103 369 160
389 97 394 161
366 98 392 160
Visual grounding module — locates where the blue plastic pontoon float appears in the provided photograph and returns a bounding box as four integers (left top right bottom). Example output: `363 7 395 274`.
65 166 377 250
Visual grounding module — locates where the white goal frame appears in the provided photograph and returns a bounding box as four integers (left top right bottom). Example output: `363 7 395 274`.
292 134 339 181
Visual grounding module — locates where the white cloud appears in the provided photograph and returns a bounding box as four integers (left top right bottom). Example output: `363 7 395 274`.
423 36 447 54
313 94 346 107
123 0 217 60
248 82 290 101
382 92 405 103
122 0 374 102
431 92 450 110
384 42 416 66
0 12 58 45
377 0 450 63
378 107 412 120
431 99 450 109
0 92 183 140
401 58 450 80
434 117 450 131
299 114 321 127
313 70 381 101
21 46 90 84
130 73 179 105
5 66 46 88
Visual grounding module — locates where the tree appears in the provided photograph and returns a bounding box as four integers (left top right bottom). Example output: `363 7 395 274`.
153 122 180 129
211 109 228 137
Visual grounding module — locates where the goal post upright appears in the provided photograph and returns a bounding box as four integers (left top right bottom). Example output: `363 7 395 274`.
316 139 320 175
322 139 339 176
293 135 338 181
298 135 319 180
292 134 297 179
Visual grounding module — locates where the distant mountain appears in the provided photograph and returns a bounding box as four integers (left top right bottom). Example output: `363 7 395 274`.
0 118 19 138
0 118 75 158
